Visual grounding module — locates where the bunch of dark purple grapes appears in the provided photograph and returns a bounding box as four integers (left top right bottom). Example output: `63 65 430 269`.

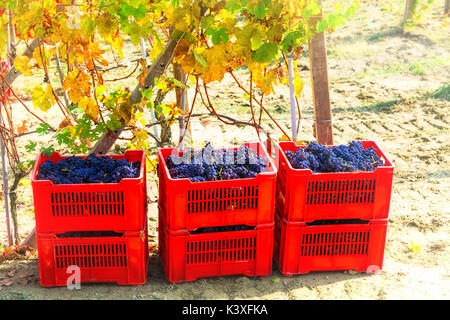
166 142 269 182
37 153 141 184
284 141 384 173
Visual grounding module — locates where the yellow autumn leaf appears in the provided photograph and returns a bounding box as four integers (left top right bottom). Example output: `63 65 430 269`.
96 12 119 40
0 17 7 59
63 70 91 103
173 39 196 74
294 76 304 98
174 14 190 32
201 45 231 83
216 9 237 33
68 125 77 138
78 97 99 122
410 241 423 253
188 74 196 85
292 63 304 97
21 2 45 30
132 129 149 149
135 111 147 127
19 178 31 187
146 157 158 172
17 120 28 134
110 36 124 59
254 68 278 96
84 42 108 67
150 39 164 62
157 78 169 93
14 56 33 76
32 46 55 69
32 84 55 112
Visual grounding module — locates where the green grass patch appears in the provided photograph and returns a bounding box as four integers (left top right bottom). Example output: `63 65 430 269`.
363 99 401 111
366 27 402 42
360 56 450 77
429 85 449 101
334 98 401 114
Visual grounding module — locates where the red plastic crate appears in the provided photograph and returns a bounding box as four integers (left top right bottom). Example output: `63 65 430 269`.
275 141 394 223
158 209 274 283
273 213 388 275
30 150 147 234
158 142 277 232
37 229 149 287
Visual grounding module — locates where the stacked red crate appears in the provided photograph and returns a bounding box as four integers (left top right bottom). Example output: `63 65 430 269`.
158 142 277 282
273 141 394 275
31 150 148 286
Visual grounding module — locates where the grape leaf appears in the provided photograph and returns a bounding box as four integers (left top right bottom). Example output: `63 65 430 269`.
316 18 328 33
36 123 50 136
41 146 55 157
303 1 321 19
253 43 278 63
281 31 302 53
25 141 37 153
250 3 268 19
193 51 208 67
32 85 55 112
250 35 264 51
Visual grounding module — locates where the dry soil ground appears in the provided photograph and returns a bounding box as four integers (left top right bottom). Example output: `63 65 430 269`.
0 0 449 300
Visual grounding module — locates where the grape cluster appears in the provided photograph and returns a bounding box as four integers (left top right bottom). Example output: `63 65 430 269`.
37 153 141 184
285 141 384 173
190 225 254 234
166 142 269 182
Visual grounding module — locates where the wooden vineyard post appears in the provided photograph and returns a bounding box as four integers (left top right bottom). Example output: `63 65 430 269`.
308 5 333 145
403 0 417 29
445 0 449 14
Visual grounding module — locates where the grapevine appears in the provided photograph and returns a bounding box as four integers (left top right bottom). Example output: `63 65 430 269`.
0 0 359 157
0 0 358 244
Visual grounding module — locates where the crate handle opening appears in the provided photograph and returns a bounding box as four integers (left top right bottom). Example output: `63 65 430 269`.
189 225 256 235
56 231 124 238
306 219 370 226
